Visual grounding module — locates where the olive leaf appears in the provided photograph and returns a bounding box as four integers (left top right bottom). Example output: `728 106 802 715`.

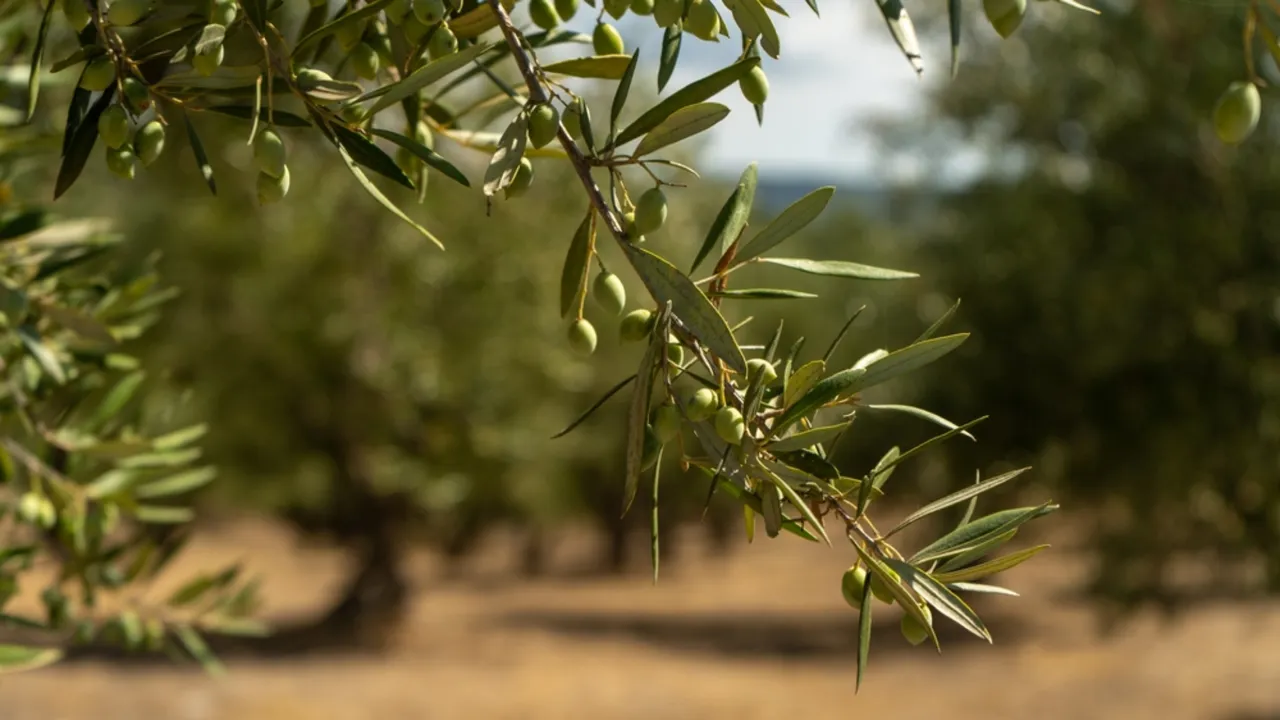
203 106 310 126
884 558 991 643
559 210 593 318
658 23 681 92
482 113 529 197
0 645 62 675
333 139 444 249
370 128 471 187
726 0 781 58
948 0 962 78
624 306 668 515
708 288 816 300
852 541 939 649
611 49 641 131
861 404 974 440
55 87 113 200
135 467 219 500
361 42 495 116
333 125 415 190
856 573 873 692
634 102 729 157
293 0 395 55
735 187 834 263
885 467 1031 538
182 114 218 196
614 56 760 147
931 545 1051 584
690 162 756 272
26 0 56 120
767 422 850 453
756 257 918 280
911 504 1059 564
621 244 748 374
542 54 633 79
874 0 923 75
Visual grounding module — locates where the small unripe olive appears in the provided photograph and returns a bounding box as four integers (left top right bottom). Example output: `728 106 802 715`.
555 0 580 21
686 387 719 422
619 308 654 341
1213 81 1262 145
134 120 165 166
386 0 413 23
622 211 642 242
415 120 434 148
351 43 380 79
505 157 534 198
80 57 117 92
121 77 150 112
192 44 225 76
651 402 683 443
633 187 668 235
568 318 598 355
685 0 720 41
257 165 291 204
342 104 367 125
593 22 625 56
413 0 447 24
841 565 868 608
334 16 368 49
402 13 430 43
714 406 745 445
900 606 932 646
870 569 898 604
106 0 150 26
63 0 90 29
562 100 584 140
528 103 560 149
747 357 778 385
428 24 458 59
211 0 238 26
982 0 1026 38
603 0 630 19
296 67 333 90
666 340 684 366
740 65 768 105
97 104 131 149
105 145 138 180
529 0 560 30
630 0 654 15
640 425 662 470
18 492 42 524
653 0 682 27
254 128 287 178
592 271 627 316
36 498 57 530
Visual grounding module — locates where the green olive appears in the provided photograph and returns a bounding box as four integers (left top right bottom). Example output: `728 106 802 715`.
97 104 131 150
350 43 380 79
714 406 745 445
633 187 668 235
593 22 625 55
106 0 150 26
685 0 720 40
254 128 288 178
900 605 932 646
192 44 225 77
841 565 868 608
428 24 458 59
413 0 447 23
529 0 560 30
527 103 560 149
1213 81 1262 145
982 0 1026 38
651 401 682 443
504 157 534 198
257 165 291 204
630 0 654 15
555 0 580 21
747 358 778 385
619 309 654 341
567 318 598 355
686 387 719 422
105 145 138 180
133 120 165 167
592 272 627 316
653 0 682 27
80 57 117 92
740 65 768 106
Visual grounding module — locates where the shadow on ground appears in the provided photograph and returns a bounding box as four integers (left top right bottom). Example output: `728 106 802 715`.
496 607 1031 661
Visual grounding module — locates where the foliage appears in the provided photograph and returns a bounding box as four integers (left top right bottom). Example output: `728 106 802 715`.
0 0 1146 683
0 163 262 673
868 0 1280 613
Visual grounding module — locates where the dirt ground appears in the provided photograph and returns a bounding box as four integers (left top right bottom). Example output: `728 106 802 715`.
1 515 1278 720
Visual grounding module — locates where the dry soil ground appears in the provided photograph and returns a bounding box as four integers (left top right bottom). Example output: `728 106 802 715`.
1 516 1278 720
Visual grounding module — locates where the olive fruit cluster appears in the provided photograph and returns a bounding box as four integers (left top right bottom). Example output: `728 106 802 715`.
94 93 166 180
840 564 933 646
253 128 290 204
566 268 630 356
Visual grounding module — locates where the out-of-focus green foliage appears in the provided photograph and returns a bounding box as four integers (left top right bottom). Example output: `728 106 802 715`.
862 0 1280 612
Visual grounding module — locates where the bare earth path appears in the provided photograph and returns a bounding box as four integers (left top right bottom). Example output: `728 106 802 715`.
2 517 1277 720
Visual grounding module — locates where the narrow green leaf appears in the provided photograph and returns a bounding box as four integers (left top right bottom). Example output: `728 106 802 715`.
622 244 747 374
370 128 470 187
697 468 818 542
690 162 757 272
932 545 1051 584
764 468 829 545
184 113 217 196
871 417 987 480
482 113 528 197
736 187 835 263
767 422 850 452
726 0 781 58
0 645 61 674
559 210 593 318
911 504 1058 564
153 424 209 451
136 467 218 500
658 24 681 92
760 482 783 537
851 542 937 648
651 445 663 584
362 42 495 116
17 326 64 385
168 573 216 607
86 469 138 499
551 374 637 439
1053 0 1101 13
783 359 824 408
913 298 961 344
334 139 444 249
26 0 56 120
948 582 1020 597
856 572 873 692
634 102 729 157
624 306 667 515
709 288 817 300
885 559 991 643
333 125 414 190
948 0 961 78
938 529 1018 573
135 505 196 524
611 49 641 130
885 467 1031 538
118 449 201 469
203 105 310 126
614 56 760 147
55 88 113 200
293 0 395 55
757 257 917 280
174 625 224 676
862 404 974 440
873 0 923 75
542 54 633 79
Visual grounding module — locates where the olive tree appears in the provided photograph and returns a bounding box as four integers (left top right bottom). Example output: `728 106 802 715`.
0 0 1170 685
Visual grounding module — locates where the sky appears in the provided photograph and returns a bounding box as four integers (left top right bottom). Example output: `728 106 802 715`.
544 0 971 185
